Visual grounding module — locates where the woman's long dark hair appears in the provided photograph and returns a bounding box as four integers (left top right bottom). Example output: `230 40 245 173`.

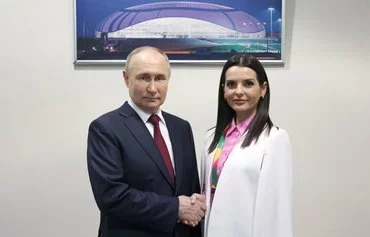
208 54 274 153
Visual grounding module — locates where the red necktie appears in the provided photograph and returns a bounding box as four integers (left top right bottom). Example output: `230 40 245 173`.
148 114 175 182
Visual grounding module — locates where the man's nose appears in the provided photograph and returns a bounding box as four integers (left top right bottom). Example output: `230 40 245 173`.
147 80 157 93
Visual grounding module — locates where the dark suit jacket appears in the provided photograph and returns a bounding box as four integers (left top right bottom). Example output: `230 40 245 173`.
87 102 201 237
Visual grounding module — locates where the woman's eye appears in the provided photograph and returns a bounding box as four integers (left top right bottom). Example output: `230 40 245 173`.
226 81 236 88
244 81 254 87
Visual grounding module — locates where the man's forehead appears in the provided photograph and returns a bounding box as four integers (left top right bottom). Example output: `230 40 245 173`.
134 48 164 59
129 52 170 75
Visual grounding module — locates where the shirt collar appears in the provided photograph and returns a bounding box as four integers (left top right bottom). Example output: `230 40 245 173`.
128 99 166 125
226 115 254 136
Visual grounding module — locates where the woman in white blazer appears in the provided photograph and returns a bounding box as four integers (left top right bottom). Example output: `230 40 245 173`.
201 54 293 237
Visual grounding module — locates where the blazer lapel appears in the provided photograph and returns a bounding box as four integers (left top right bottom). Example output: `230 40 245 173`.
163 113 183 190
119 102 175 189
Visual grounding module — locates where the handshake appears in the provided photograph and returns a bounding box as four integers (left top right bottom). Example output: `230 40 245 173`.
178 193 207 227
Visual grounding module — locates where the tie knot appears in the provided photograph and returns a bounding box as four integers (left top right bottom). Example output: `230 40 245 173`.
148 114 160 126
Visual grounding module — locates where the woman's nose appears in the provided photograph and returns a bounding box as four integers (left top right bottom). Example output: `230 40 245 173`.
234 84 244 95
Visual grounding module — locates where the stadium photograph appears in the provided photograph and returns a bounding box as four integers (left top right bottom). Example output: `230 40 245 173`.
75 0 283 63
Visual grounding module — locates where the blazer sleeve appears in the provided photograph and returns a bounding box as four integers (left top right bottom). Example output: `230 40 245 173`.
87 119 179 234
200 130 213 194
252 130 293 237
200 138 206 194
186 121 202 237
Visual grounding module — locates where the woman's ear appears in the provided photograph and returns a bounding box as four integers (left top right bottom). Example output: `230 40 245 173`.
261 82 268 98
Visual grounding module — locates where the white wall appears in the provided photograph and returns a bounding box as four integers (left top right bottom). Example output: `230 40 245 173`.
1 0 370 236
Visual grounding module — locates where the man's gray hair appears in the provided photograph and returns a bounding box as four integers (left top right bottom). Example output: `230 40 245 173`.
124 46 171 76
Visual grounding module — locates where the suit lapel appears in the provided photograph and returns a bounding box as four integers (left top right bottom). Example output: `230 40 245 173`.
163 113 184 190
119 102 175 189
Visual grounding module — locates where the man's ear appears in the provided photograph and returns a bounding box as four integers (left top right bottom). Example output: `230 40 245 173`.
123 70 129 87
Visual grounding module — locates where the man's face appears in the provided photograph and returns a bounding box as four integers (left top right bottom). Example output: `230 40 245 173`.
124 50 170 114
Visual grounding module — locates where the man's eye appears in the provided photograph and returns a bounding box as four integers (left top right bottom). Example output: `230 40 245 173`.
155 76 166 81
138 75 150 81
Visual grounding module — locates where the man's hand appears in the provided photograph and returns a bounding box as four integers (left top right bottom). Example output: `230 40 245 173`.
178 194 206 227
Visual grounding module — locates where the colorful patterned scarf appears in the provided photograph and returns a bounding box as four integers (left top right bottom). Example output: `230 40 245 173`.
210 124 230 204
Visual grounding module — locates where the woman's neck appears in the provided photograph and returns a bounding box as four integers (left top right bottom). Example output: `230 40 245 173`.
235 112 255 125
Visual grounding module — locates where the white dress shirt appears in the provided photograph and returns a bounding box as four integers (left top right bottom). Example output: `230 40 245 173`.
128 100 175 169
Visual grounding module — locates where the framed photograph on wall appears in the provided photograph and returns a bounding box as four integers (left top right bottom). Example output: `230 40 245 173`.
74 0 285 65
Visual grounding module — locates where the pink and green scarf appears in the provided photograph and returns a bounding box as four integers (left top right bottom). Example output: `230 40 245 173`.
210 124 230 204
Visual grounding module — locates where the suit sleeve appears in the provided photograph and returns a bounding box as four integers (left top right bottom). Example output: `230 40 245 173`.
252 130 293 237
87 119 179 233
186 121 201 195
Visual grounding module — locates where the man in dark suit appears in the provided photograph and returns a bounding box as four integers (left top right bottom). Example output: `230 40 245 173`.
87 46 205 237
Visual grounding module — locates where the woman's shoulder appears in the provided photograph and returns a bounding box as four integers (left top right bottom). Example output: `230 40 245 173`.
269 126 289 138
203 126 215 139
206 127 216 137
263 126 291 148
204 127 216 143
258 126 290 145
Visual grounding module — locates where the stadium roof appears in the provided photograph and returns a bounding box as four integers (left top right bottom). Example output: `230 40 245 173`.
96 1 264 34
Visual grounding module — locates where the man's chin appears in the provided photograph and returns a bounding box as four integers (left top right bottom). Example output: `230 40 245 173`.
142 104 161 114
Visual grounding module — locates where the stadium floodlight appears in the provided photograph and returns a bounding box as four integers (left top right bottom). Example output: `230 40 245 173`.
268 7 275 37
277 18 282 37
263 22 268 53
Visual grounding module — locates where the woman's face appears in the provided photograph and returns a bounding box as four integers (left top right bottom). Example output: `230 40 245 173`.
224 66 267 122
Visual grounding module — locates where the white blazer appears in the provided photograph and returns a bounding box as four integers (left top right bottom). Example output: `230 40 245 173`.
201 126 293 237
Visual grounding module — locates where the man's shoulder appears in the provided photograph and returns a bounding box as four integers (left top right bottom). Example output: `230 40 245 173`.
162 111 189 125
90 105 124 126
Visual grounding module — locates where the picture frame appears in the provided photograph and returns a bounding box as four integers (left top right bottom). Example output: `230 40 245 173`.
74 0 285 65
